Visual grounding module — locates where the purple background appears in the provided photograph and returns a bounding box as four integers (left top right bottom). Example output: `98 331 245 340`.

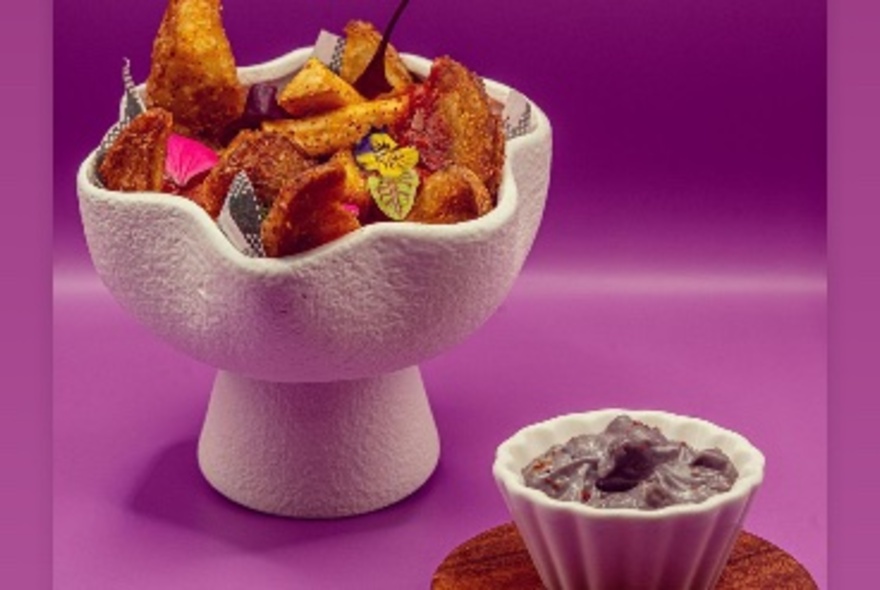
54 0 826 272
52 0 827 588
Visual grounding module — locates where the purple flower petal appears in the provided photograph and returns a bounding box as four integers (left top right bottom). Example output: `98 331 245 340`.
246 83 289 121
220 83 290 144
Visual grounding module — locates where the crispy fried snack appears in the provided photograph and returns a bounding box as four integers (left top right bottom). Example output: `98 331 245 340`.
428 57 505 196
261 161 362 257
277 58 365 118
262 95 409 158
339 20 413 93
407 165 493 224
190 130 314 217
328 150 372 213
146 0 246 144
393 57 505 197
98 108 173 192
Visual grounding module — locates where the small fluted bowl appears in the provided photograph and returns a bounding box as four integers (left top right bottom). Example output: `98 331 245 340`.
493 409 765 590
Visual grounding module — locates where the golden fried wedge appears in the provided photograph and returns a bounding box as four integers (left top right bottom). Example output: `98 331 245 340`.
328 150 371 212
146 0 246 144
407 165 493 224
190 130 314 218
262 95 409 158
261 161 361 257
98 108 173 192
277 58 365 118
340 20 413 92
429 57 505 196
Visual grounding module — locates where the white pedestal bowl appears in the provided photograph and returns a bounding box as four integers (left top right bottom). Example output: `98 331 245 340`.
77 49 552 518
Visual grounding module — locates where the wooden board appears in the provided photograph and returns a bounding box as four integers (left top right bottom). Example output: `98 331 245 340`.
432 523 817 589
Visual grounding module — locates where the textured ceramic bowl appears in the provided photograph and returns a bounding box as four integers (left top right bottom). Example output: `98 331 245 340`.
493 409 765 590
77 47 552 518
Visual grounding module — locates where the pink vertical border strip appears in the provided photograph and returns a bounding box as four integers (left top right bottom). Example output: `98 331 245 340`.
829 0 880 586
0 0 53 587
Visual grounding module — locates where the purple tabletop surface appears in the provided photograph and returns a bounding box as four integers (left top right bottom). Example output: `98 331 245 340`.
53 0 826 588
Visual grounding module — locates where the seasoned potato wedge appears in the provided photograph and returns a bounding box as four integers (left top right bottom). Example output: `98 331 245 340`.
427 57 505 196
261 161 361 257
262 95 409 158
340 20 413 92
190 130 315 218
328 150 372 213
98 108 173 192
277 58 365 118
392 57 504 197
407 165 493 224
146 0 246 144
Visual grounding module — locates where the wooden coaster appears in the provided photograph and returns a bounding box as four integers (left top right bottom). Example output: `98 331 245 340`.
432 522 817 589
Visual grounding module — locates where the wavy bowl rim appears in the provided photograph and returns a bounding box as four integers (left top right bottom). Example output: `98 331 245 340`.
76 47 551 275
493 408 766 521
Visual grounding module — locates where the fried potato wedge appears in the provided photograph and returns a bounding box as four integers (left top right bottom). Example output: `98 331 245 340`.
392 57 504 196
328 150 372 213
277 58 365 118
407 165 493 224
262 95 409 158
190 130 314 218
339 20 413 92
261 161 362 257
428 57 505 196
146 0 246 144
98 108 173 192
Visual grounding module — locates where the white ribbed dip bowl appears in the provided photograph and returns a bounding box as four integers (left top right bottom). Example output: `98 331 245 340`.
77 47 552 519
493 409 765 590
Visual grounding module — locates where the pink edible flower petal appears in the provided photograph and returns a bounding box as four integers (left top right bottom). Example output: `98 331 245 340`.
341 203 361 217
165 133 219 187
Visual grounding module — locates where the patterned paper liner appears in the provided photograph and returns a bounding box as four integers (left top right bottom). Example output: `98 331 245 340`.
217 172 267 257
90 32 536 258
91 58 147 185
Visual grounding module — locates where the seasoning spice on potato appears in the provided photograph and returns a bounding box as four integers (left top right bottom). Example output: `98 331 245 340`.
393 57 505 197
329 149 373 216
99 108 173 193
407 165 494 225
145 0 246 144
261 162 362 257
339 20 413 93
98 4 510 257
277 58 366 118
262 95 410 158
191 130 315 217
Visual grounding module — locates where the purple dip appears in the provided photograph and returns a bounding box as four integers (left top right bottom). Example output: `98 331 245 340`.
521 415 739 510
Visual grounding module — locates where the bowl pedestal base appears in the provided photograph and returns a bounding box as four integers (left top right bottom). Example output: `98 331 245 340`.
197 366 440 518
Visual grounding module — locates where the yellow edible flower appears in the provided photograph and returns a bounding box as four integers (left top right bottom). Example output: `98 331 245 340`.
356 132 419 178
